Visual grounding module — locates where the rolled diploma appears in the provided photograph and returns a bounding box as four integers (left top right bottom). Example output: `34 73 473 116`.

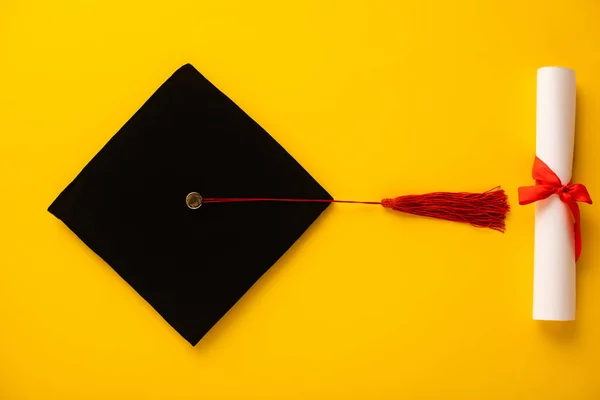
533 67 576 321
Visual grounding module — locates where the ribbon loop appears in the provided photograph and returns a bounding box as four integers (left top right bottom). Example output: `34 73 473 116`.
518 157 592 261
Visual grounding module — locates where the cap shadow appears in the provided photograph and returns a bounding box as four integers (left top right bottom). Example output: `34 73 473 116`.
193 205 335 352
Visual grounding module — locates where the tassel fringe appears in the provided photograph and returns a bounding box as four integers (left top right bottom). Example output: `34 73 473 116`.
380 187 509 232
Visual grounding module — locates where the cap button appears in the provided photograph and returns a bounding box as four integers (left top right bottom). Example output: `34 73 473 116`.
186 192 203 209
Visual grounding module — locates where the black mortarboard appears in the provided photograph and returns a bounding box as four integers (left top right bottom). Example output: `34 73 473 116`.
49 64 332 345
50 64 509 346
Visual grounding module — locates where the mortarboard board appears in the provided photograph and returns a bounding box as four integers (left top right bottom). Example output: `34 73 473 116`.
49 64 509 345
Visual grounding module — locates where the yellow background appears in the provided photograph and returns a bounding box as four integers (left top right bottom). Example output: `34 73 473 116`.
1 1 600 398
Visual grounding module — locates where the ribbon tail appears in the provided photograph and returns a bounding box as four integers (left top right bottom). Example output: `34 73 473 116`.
566 200 582 261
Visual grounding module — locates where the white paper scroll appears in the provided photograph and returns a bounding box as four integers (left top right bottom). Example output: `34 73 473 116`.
533 67 577 321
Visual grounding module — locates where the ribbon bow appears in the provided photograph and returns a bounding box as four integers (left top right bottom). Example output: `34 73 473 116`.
518 156 592 260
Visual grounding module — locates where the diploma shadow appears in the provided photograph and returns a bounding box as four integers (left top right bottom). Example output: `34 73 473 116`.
572 90 592 223
573 215 596 325
536 320 576 342
573 91 585 191
572 89 595 311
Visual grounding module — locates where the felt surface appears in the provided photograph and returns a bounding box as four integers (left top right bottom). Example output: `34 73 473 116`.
1 1 600 399
48 64 332 345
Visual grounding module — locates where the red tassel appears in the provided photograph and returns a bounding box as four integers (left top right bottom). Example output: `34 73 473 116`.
380 187 509 232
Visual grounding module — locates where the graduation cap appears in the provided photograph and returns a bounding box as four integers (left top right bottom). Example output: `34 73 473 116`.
49 64 509 345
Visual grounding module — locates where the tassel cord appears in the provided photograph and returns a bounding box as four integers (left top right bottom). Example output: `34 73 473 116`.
202 187 509 232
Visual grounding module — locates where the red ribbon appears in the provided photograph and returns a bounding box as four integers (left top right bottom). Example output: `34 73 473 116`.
518 156 592 261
